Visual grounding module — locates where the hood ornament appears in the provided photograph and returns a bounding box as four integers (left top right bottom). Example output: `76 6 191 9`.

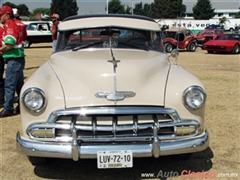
95 45 136 104
96 91 135 102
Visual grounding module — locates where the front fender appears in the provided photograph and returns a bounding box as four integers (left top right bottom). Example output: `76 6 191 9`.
164 38 177 46
20 62 65 138
185 38 196 47
165 64 206 127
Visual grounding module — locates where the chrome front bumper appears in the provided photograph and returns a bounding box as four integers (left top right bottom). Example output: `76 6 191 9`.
16 130 209 160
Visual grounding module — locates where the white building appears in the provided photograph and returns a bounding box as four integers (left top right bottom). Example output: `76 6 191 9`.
156 8 240 33
184 9 240 19
155 18 240 33
213 9 239 19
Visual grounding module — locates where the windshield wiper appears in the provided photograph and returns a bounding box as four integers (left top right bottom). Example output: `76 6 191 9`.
118 41 149 51
72 41 103 51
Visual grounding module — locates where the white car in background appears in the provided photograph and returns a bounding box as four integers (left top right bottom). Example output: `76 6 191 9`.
23 21 52 48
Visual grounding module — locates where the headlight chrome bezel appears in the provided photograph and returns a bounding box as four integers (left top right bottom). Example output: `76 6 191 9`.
22 88 46 113
183 86 206 110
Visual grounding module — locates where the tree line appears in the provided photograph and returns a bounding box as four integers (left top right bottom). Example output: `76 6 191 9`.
3 0 240 21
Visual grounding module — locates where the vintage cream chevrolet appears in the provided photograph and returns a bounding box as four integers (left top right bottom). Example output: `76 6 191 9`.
16 14 209 168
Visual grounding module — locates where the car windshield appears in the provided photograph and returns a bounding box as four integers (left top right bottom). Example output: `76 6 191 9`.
27 23 37 30
164 31 177 38
218 34 240 40
56 27 163 52
163 31 185 41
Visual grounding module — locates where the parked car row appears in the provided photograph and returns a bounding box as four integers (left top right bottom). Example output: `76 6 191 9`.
21 20 239 54
162 27 240 54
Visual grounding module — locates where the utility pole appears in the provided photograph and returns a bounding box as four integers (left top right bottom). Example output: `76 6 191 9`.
132 0 133 15
106 0 108 14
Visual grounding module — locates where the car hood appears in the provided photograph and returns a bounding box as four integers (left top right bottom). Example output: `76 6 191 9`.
205 40 234 45
50 49 170 107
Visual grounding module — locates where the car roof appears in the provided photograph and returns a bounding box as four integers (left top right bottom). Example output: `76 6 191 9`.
203 29 214 31
23 21 51 24
164 27 187 33
202 29 223 32
58 14 160 31
205 24 224 29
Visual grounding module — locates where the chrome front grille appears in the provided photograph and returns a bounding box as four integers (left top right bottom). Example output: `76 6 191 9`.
54 114 174 139
27 106 201 142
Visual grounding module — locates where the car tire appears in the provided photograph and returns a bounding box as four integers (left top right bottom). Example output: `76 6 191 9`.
23 39 31 48
187 41 197 52
164 42 173 53
27 156 47 165
232 44 239 54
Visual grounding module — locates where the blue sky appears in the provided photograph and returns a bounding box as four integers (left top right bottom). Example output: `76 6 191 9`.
1 0 239 14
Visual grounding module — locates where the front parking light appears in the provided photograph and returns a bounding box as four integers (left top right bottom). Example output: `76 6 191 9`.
31 128 55 138
175 125 197 135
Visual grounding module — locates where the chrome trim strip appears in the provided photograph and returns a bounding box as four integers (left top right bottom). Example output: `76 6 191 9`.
133 115 138 134
47 107 180 123
16 130 209 160
92 117 96 135
71 128 78 161
112 116 117 134
27 120 200 142
152 124 160 158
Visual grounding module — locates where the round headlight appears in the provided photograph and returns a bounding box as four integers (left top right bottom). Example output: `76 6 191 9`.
183 86 206 110
22 88 46 112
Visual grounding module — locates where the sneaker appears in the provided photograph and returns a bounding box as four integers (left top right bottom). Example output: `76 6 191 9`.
0 109 14 118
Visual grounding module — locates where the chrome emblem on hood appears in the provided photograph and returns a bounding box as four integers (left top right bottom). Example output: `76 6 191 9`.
96 91 136 101
95 46 136 104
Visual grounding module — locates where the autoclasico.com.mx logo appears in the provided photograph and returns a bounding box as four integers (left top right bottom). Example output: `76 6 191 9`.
141 170 239 179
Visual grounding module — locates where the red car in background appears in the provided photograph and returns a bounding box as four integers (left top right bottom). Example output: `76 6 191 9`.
204 34 240 54
163 27 197 53
195 29 224 49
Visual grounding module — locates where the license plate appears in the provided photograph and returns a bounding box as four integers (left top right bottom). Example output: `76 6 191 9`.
97 150 133 169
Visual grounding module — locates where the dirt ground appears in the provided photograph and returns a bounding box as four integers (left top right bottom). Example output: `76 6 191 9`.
0 43 239 180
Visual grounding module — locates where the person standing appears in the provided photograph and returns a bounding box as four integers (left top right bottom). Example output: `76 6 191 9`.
14 14 27 43
0 23 5 107
51 13 60 53
13 13 27 114
0 5 25 117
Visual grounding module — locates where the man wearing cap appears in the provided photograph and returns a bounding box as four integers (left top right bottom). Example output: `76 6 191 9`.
0 5 25 117
51 13 60 53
